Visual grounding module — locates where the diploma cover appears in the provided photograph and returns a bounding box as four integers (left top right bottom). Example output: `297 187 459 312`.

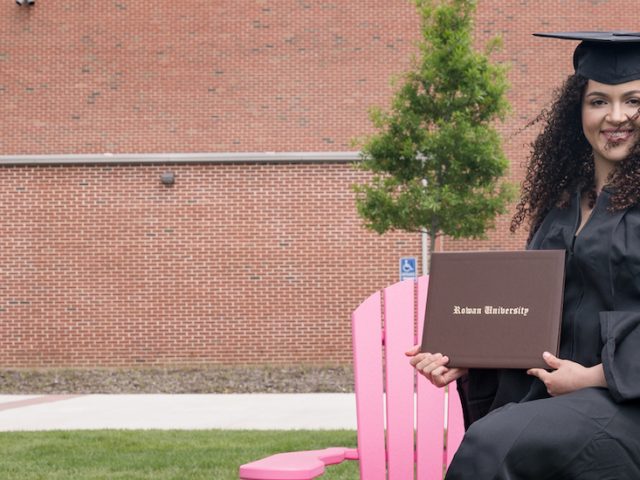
421 250 565 369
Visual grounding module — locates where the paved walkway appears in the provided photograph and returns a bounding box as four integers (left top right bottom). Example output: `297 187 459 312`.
0 393 357 431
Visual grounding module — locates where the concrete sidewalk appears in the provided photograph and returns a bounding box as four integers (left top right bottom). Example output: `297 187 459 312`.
0 393 357 431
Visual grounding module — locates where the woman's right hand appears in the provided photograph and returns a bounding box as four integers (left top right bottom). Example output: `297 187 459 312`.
405 344 468 388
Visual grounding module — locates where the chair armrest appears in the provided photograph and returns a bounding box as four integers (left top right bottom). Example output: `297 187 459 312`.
239 447 358 480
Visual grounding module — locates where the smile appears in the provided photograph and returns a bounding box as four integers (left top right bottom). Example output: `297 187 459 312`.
602 129 635 142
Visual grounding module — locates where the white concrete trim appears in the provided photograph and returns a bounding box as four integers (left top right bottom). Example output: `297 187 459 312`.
0 151 362 166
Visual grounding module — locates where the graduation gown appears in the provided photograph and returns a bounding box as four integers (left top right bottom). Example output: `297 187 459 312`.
446 188 640 480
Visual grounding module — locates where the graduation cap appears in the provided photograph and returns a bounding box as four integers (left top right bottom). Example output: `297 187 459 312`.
533 32 640 84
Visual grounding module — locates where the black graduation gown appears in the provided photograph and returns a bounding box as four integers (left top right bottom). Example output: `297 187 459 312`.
446 189 640 480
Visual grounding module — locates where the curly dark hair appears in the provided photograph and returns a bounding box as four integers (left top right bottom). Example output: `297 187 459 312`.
511 74 640 241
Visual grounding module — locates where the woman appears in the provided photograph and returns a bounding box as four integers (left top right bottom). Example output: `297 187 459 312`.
407 32 640 479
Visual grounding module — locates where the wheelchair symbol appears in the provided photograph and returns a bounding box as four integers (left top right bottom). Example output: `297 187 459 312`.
401 259 415 273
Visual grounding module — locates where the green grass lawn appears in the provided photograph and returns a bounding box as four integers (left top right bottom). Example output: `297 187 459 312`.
0 430 359 479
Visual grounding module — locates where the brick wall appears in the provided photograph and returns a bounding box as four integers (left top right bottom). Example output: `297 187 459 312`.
0 161 421 366
0 0 634 366
0 0 419 154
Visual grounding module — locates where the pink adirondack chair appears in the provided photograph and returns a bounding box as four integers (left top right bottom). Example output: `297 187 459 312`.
239 276 466 480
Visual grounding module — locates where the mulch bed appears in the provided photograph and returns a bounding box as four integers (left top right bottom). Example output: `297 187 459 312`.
0 365 354 394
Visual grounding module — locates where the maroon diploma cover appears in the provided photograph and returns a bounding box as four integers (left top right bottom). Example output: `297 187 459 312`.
421 250 565 369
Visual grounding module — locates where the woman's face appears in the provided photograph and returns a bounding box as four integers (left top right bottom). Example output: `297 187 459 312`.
581 79 640 166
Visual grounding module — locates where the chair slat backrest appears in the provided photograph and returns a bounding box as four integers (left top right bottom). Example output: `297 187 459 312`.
416 276 447 480
446 382 465 467
352 290 387 480
383 280 418 480
352 276 463 480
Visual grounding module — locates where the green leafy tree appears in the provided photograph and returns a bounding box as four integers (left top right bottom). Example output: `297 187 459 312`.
355 0 514 271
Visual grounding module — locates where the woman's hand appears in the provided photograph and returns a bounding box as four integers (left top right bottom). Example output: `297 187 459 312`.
406 344 468 388
527 352 607 396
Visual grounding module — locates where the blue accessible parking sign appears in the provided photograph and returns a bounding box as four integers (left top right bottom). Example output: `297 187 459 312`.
399 257 417 281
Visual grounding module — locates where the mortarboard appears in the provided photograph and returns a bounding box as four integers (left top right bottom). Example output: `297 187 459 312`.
533 31 640 85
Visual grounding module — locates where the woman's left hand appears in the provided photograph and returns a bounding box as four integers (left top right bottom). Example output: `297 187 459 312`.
527 352 607 396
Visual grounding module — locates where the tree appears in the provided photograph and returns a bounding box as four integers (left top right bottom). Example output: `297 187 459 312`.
354 0 514 272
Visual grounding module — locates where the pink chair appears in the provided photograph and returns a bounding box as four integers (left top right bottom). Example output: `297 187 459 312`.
239 276 465 480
